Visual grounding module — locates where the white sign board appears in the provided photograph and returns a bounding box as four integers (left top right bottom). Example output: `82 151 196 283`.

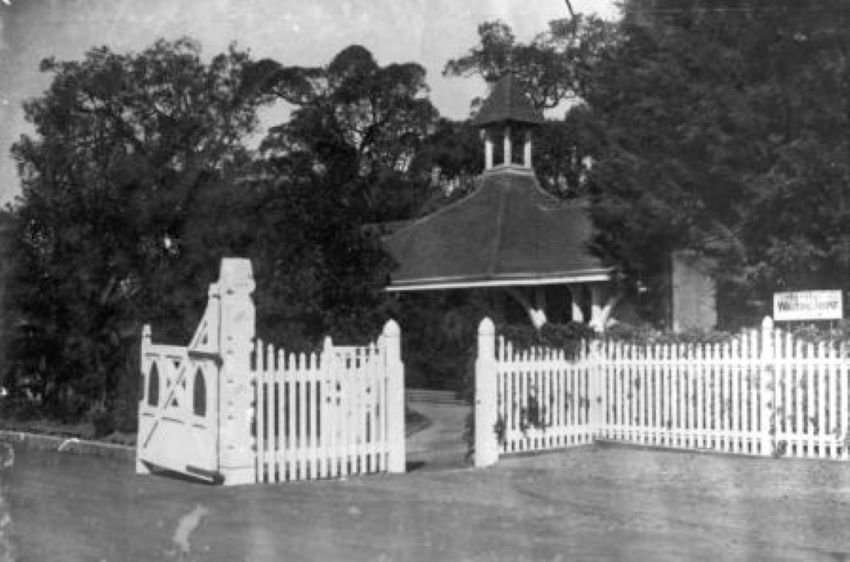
773 291 843 321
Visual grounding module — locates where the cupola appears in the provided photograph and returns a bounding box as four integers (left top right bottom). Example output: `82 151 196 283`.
471 74 544 171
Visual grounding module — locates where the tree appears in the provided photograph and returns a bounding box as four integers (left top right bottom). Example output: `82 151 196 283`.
237 45 445 342
444 17 617 196
586 1 850 326
445 17 618 110
246 45 438 185
4 38 267 427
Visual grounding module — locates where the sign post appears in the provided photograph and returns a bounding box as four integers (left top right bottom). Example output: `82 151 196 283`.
773 291 843 322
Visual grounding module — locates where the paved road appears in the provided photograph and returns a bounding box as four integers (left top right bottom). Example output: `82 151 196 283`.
6 437 850 560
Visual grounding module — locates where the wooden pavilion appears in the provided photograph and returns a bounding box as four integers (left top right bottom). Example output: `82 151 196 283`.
383 75 618 331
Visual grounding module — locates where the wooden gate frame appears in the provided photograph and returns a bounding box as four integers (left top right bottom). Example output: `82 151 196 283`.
137 258 256 485
137 257 406 486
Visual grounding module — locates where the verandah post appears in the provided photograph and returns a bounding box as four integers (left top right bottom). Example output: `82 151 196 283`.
760 316 775 457
217 258 257 485
475 317 499 468
383 319 406 473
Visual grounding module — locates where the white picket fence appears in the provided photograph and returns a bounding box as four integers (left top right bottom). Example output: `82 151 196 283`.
253 324 406 484
493 338 596 454
475 317 850 467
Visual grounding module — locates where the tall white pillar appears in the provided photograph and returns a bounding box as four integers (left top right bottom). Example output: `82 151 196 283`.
136 324 153 475
475 317 499 468
503 125 512 166
216 258 257 485
524 130 532 168
383 319 406 473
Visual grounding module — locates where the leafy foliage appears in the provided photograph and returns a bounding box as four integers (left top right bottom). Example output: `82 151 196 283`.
498 322 597 357
586 1 850 326
444 17 616 197
4 39 267 429
444 17 619 109
246 45 438 187
1 40 445 431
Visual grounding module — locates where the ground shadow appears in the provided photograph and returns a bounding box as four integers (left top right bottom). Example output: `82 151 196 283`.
144 463 219 486
406 460 426 472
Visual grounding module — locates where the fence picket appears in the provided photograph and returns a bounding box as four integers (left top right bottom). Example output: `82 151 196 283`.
718 342 732 451
829 342 838 459
820 340 827 459
677 343 685 447
805 340 815 458
838 342 850 460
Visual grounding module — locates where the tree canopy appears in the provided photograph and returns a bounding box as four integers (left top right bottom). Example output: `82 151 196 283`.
3 39 414 425
444 17 615 197
444 16 618 109
4 38 268 425
1 40 445 428
8 3 850 427
246 45 437 183
586 0 850 325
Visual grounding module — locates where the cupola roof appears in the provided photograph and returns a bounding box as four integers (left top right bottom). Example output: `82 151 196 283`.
471 73 545 128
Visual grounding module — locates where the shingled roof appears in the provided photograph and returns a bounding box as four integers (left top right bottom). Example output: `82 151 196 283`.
383 169 611 291
471 74 545 127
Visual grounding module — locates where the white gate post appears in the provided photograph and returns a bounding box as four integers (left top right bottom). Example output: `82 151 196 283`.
383 319 406 473
216 258 257 485
475 317 499 468
760 316 775 456
136 324 153 475
588 339 603 439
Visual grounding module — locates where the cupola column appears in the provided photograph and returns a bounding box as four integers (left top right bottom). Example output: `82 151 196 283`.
503 125 512 166
523 130 532 168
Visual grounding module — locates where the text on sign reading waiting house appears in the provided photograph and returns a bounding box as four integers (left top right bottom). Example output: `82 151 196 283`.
773 291 843 321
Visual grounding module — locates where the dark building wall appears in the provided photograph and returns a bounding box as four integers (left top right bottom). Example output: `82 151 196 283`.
670 250 717 333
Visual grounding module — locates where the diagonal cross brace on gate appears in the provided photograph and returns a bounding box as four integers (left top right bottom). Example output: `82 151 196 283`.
137 258 256 485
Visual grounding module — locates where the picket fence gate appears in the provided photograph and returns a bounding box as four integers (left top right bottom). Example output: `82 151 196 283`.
253 332 405 484
475 316 850 467
137 258 405 486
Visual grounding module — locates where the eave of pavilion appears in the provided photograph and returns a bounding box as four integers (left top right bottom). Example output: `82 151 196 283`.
386 270 613 292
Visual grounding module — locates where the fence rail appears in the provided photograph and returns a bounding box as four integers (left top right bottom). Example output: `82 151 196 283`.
475 317 850 467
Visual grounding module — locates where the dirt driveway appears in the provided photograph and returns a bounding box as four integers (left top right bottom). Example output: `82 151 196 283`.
406 398 469 471
4 433 850 561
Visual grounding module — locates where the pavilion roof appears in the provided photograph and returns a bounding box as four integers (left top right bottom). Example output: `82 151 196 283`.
383 168 611 291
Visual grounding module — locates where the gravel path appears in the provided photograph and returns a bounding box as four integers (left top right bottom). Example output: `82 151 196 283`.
406 400 470 471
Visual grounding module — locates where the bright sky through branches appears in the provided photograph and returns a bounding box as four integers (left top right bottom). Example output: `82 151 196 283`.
0 0 618 204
